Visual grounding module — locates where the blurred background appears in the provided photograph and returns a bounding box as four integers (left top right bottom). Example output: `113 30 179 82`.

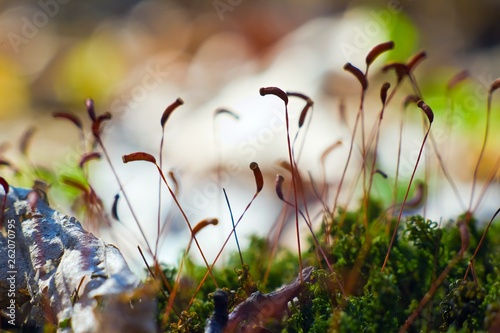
1 0 499 271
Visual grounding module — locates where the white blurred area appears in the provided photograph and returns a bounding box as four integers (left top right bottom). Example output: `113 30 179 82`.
0 0 499 273
92 9 383 270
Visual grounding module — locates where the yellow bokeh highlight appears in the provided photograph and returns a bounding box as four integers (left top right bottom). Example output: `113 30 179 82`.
0 55 29 117
54 33 126 105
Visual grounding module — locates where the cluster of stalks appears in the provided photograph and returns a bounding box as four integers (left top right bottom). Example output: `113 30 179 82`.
1 40 499 332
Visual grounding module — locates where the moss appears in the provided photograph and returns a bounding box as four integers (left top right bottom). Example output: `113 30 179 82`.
154 210 500 332
3 40 499 333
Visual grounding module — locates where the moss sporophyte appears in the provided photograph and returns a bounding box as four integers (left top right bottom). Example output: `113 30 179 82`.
1 41 499 332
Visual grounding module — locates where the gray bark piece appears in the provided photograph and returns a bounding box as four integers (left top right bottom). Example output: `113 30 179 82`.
0 186 156 332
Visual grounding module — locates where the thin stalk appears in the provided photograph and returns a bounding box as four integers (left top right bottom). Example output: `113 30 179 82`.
472 155 500 213
98 140 154 257
363 83 390 224
464 208 500 280
331 95 364 221
469 82 498 211
259 87 302 282
276 175 343 294
223 188 244 266
382 101 433 272
428 130 466 211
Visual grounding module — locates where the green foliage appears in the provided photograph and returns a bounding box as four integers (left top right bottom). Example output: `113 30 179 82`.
440 280 486 331
285 269 342 333
161 235 302 332
339 271 402 332
157 205 500 332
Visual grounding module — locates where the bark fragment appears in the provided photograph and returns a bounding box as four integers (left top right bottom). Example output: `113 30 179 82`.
0 186 156 332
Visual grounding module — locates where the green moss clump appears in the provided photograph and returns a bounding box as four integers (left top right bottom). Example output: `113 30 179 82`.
156 201 500 332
